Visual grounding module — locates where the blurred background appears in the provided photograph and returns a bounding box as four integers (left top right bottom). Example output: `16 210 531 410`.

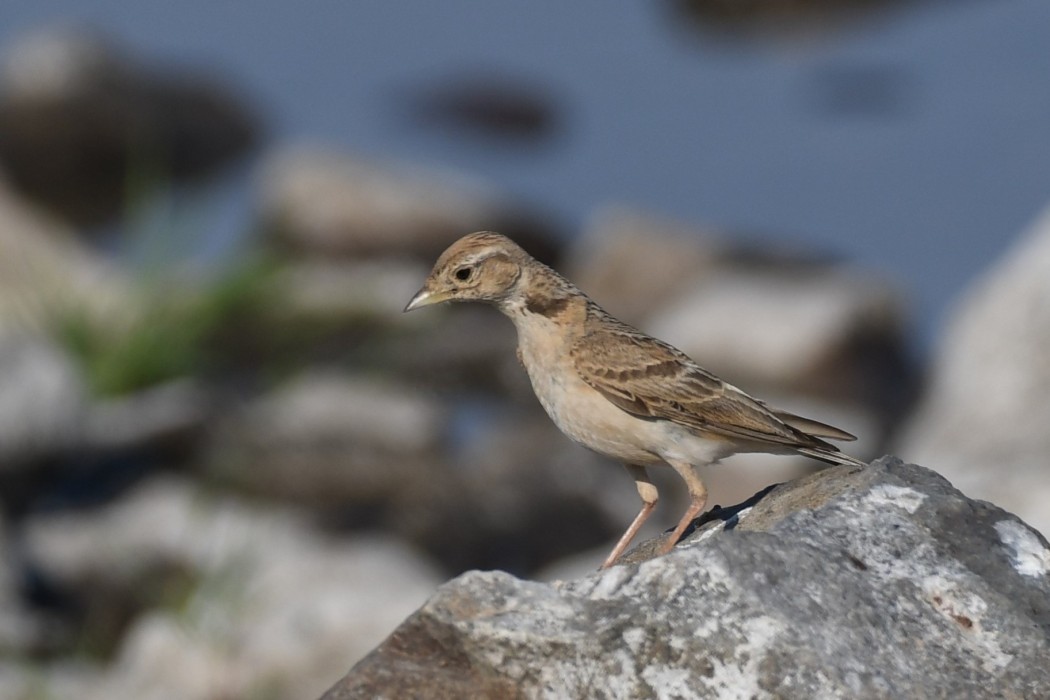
1 1 1049 698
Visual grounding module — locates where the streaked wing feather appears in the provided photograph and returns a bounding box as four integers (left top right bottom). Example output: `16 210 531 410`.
571 326 828 449
769 409 857 442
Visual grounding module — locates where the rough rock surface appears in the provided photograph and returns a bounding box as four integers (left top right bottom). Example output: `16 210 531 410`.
324 457 1050 699
898 204 1050 538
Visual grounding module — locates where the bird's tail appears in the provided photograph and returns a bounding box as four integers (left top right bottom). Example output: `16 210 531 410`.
797 447 867 468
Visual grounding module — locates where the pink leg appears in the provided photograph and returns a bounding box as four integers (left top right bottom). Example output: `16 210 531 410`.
656 460 708 556
601 465 658 569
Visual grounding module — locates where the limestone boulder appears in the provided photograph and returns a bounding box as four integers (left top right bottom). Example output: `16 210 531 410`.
325 457 1050 699
897 204 1050 537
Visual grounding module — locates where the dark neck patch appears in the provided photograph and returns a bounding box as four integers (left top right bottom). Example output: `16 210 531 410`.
525 293 571 317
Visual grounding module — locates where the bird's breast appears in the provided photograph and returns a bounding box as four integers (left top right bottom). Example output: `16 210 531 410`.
516 325 664 465
514 320 737 467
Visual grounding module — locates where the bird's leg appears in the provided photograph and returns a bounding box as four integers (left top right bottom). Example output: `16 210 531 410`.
601 464 658 569
658 460 709 556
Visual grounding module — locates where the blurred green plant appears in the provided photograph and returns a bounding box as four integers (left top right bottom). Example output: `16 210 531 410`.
53 256 281 397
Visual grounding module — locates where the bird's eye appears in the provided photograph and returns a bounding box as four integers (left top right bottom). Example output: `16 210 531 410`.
454 266 472 281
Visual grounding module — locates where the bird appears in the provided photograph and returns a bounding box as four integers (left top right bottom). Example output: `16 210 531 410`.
404 231 865 568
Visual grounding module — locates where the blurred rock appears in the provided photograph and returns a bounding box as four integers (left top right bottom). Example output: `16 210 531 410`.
0 187 210 487
668 0 914 36
567 206 915 434
258 147 559 263
0 661 102 700
278 258 431 323
0 27 259 226
82 379 211 455
0 330 86 470
205 371 446 507
205 371 626 574
384 306 523 395
566 206 724 326
326 458 1050 699
650 264 913 433
0 177 133 334
898 204 1050 537
1 518 67 657
807 61 913 121
398 407 632 574
407 73 560 141
21 476 442 700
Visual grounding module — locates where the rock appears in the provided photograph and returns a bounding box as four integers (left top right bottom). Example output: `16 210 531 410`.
0 27 258 226
0 179 213 475
398 407 633 574
0 517 68 657
276 258 431 323
897 204 1050 538
82 379 210 455
205 371 447 507
384 305 524 396
0 330 86 470
669 0 912 34
0 177 134 334
405 73 560 141
21 476 443 700
207 374 628 574
0 660 101 700
568 206 914 434
324 457 1050 699
565 206 724 327
258 147 559 263
649 264 912 433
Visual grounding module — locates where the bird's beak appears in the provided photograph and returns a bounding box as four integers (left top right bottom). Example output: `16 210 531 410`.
403 287 450 312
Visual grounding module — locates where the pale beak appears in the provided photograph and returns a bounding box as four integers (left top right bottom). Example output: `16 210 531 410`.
403 287 449 312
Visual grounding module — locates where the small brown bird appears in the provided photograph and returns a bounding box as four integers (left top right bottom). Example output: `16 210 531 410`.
405 231 864 568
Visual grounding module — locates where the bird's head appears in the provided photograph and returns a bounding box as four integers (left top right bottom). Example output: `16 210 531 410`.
404 231 529 312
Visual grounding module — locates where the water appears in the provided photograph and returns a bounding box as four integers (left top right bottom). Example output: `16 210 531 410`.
2 0 1049 349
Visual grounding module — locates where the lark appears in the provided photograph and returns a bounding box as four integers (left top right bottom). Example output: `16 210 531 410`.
405 231 864 568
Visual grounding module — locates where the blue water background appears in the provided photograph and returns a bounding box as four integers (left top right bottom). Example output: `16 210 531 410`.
2 0 1049 349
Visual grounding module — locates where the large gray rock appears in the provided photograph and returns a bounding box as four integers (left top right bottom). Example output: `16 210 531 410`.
324 457 1050 699
898 204 1050 538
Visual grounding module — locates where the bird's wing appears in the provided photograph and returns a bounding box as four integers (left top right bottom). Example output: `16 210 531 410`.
570 324 834 450
761 404 857 442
